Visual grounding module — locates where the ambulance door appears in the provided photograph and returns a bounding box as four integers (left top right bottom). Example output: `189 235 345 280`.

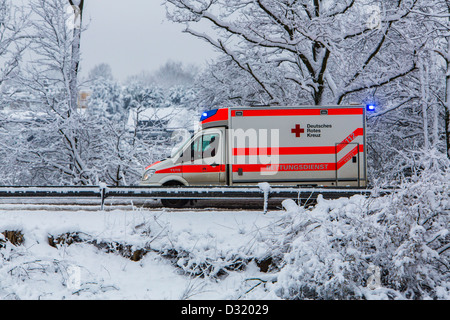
182 128 225 185
335 142 360 187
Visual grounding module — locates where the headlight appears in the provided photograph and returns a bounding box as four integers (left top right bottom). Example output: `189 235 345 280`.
142 169 156 181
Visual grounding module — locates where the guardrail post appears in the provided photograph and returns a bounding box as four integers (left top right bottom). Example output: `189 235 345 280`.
258 182 271 214
99 183 107 211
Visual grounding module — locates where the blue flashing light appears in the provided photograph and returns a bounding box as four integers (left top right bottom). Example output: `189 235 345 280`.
366 104 376 112
200 109 218 121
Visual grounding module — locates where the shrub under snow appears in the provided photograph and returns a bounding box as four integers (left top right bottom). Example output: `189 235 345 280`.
270 157 449 300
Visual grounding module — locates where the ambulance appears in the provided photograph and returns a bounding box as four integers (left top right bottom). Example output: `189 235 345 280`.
140 105 367 205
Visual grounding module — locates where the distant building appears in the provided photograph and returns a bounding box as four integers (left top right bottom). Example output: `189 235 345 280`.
126 107 197 139
78 90 92 110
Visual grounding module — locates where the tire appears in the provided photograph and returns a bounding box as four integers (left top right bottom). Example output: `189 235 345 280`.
160 181 189 208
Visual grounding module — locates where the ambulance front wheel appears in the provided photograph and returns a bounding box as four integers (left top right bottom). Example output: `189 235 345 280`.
160 181 189 208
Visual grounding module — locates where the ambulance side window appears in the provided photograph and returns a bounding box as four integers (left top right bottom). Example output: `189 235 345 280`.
191 136 203 161
177 138 197 163
202 134 219 159
178 149 191 163
189 133 220 161
178 132 220 163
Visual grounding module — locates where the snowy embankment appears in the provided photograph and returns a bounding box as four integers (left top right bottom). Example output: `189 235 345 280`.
0 208 282 300
0 167 449 300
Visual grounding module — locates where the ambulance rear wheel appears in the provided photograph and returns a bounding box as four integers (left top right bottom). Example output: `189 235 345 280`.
161 198 189 208
161 182 189 208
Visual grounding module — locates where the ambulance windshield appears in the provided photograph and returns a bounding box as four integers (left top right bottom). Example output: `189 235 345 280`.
170 133 194 158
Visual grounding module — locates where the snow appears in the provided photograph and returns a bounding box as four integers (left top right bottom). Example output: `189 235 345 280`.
0 207 282 300
1 168 448 300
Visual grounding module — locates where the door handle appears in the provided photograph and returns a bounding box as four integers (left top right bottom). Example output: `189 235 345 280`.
210 163 219 167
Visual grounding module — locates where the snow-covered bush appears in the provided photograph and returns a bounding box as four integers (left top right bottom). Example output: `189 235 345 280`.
272 196 381 299
270 155 449 300
375 152 450 299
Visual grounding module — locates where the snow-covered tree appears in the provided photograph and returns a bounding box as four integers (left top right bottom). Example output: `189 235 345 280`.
412 0 450 158
166 0 450 180
0 0 29 89
127 60 199 89
88 77 124 119
166 0 419 106
2 0 94 185
87 63 114 82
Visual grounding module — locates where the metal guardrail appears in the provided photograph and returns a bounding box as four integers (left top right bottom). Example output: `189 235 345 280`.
0 185 387 212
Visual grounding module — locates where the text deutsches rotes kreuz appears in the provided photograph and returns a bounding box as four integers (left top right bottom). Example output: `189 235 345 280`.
307 124 332 138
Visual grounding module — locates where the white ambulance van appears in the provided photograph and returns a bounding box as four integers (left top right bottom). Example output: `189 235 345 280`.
140 106 367 204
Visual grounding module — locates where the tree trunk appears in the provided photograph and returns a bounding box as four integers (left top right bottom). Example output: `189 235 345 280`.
445 6 450 158
68 0 84 114
445 52 450 157
420 56 429 150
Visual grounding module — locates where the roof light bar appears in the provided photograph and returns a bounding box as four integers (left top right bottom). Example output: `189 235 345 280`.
366 104 376 112
200 109 219 121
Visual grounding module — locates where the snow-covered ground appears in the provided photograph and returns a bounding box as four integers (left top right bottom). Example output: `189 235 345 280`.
1 175 448 300
0 206 282 300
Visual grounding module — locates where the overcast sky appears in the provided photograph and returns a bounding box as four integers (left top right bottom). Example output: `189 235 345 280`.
80 0 218 82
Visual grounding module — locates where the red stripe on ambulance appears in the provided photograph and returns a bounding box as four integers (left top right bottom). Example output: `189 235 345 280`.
145 161 161 170
155 164 226 174
232 147 359 173
231 108 363 117
232 128 364 156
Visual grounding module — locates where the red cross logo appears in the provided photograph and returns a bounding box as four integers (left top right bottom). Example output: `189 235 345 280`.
291 124 304 138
